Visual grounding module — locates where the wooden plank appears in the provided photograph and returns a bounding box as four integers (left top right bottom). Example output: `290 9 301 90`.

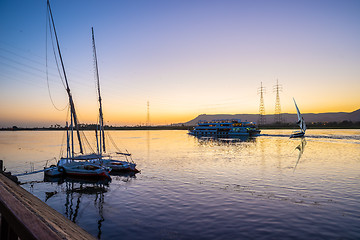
0 174 95 240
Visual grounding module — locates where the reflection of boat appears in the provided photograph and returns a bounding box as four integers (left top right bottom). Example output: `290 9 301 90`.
293 138 307 172
290 98 306 138
195 135 256 147
44 174 111 185
44 0 110 180
90 28 139 173
189 119 261 137
62 179 107 239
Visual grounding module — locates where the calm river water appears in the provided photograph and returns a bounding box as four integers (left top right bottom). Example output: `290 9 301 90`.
0 129 359 239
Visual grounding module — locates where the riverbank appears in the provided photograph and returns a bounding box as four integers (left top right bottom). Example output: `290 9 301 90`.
1 123 359 131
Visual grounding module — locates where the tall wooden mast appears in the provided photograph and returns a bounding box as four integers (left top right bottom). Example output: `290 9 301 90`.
47 0 83 154
92 27 105 153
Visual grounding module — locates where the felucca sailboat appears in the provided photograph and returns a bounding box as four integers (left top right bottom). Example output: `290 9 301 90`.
91 28 139 173
44 0 110 179
290 98 306 138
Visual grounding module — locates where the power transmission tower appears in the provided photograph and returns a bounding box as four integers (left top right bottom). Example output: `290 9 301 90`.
146 101 150 126
273 79 283 123
258 82 266 125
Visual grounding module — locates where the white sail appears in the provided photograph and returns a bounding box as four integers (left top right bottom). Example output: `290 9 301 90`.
293 98 306 133
301 119 306 132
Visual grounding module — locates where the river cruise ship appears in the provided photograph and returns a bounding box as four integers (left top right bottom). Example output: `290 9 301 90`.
189 119 261 137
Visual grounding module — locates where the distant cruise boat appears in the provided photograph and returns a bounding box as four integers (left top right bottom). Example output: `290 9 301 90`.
188 119 260 137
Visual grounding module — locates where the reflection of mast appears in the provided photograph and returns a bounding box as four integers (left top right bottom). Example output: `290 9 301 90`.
293 138 307 172
273 79 283 123
64 180 107 238
258 82 266 125
95 191 105 239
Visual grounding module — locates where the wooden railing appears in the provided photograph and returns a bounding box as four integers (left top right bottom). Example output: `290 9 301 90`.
0 161 95 240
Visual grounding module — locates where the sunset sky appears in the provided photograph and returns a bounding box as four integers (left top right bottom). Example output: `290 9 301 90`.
1 0 359 127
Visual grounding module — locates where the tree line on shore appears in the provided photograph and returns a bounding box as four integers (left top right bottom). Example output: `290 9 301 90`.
2 120 360 131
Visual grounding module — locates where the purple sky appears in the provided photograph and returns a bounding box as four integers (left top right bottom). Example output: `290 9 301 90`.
1 0 360 127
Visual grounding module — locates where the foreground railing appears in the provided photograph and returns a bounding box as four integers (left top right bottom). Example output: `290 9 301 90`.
0 160 95 240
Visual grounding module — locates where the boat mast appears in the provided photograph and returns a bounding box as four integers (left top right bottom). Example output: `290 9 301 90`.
66 122 70 162
47 0 83 154
92 27 106 154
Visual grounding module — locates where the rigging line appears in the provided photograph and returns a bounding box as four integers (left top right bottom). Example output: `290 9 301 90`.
82 131 95 154
47 0 83 154
78 122 95 154
72 111 94 154
59 106 71 159
106 131 122 153
47 10 66 90
46 13 68 112
9 158 57 170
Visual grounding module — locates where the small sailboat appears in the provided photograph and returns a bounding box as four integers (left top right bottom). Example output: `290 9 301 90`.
290 98 306 138
90 27 139 173
44 0 110 180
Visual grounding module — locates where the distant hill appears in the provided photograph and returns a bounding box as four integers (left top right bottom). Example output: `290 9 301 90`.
183 109 360 126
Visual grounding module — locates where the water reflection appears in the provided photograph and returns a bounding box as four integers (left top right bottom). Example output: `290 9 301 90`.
293 138 307 172
43 174 134 239
4 130 360 239
63 180 107 238
192 135 256 145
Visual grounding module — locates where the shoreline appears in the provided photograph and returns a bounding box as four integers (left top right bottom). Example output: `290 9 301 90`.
1 126 359 131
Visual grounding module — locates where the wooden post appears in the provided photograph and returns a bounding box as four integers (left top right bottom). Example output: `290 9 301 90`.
0 160 3 172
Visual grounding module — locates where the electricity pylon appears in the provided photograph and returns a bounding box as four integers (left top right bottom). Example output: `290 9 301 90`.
273 79 283 123
258 82 266 125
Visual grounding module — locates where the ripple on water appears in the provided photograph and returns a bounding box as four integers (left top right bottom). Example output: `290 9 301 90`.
2 130 360 239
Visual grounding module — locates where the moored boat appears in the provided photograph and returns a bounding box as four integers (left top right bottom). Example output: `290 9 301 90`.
44 0 111 180
89 27 139 173
57 161 111 179
189 119 260 137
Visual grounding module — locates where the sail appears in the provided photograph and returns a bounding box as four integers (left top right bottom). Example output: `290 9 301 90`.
293 98 306 133
302 117 307 132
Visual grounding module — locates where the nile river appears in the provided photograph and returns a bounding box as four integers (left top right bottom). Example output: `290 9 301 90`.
0 129 359 239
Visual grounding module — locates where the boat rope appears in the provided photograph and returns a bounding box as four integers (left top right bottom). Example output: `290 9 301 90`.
9 158 58 177
74 113 95 154
14 167 51 177
9 158 58 170
106 131 122 153
105 132 134 162
80 130 95 154
19 180 45 185
45 7 67 111
59 107 71 158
